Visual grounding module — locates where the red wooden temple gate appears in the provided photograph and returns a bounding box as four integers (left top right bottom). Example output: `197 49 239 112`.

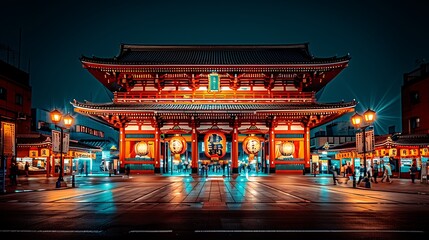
71 43 355 175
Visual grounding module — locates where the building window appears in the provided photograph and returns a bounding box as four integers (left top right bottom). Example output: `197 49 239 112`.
76 124 104 137
410 91 420 104
15 94 23 105
38 121 51 131
0 87 6 100
409 117 420 133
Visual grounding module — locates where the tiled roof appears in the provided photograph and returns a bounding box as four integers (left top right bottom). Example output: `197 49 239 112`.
79 139 115 150
70 141 102 152
392 134 429 146
17 134 48 144
72 100 356 112
80 44 350 65
17 133 102 151
322 134 429 151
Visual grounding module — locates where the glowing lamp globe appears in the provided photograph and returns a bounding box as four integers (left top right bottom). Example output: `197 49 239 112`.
135 141 149 156
279 141 295 156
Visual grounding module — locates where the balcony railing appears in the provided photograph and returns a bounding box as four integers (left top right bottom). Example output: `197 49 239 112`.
114 91 315 104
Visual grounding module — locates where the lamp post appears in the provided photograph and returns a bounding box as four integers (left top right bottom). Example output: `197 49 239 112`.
50 109 73 188
351 108 376 188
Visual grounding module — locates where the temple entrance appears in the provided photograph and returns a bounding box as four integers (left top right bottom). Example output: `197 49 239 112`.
160 136 270 177
198 160 231 177
161 141 192 176
237 141 269 176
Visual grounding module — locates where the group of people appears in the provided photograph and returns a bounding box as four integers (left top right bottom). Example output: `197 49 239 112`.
334 160 419 185
350 162 394 185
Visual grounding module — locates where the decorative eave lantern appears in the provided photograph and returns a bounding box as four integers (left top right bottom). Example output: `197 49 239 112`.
242 134 261 161
169 134 187 161
134 141 149 157
279 141 295 157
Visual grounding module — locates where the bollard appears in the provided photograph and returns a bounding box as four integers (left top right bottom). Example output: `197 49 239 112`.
72 175 75 188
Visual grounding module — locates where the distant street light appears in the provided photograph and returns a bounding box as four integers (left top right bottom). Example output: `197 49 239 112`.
50 109 73 188
351 108 376 188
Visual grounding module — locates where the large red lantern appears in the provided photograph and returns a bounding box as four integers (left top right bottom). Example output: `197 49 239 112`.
169 135 187 160
279 141 295 157
204 131 226 159
134 141 149 156
242 135 261 161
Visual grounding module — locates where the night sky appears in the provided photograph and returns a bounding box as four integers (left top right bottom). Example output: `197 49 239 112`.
2 0 429 135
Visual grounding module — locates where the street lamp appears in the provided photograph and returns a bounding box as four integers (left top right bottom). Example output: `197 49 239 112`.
351 108 376 188
50 109 74 188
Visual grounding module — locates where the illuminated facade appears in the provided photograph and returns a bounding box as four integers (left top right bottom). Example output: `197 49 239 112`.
71 44 356 175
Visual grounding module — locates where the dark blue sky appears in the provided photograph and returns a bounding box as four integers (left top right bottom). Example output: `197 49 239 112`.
2 0 429 135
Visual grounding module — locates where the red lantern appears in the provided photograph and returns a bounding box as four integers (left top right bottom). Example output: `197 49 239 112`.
204 131 226 159
170 135 187 160
242 135 261 161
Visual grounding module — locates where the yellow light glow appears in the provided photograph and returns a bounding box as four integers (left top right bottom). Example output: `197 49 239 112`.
63 114 74 128
50 109 62 124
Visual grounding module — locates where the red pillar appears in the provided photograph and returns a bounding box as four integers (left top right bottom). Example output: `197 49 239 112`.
232 124 239 174
304 124 310 171
119 126 126 170
154 126 161 173
269 125 276 173
191 126 199 174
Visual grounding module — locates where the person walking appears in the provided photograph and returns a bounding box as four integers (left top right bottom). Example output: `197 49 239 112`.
409 163 418 183
204 163 208 177
357 164 365 185
367 165 374 183
331 165 338 185
25 162 30 177
373 162 379 183
381 163 393 183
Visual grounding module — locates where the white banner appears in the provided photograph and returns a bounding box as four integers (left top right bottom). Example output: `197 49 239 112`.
62 132 70 154
52 130 60 153
356 129 375 153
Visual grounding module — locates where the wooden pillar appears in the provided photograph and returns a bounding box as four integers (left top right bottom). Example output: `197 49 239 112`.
191 126 198 174
266 116 277 173
232 123 239 174
151 116 164 174
189 117 200 174
229 116 240 174
119 125 126 170
269 125 276 173
154 126 161 173
304 123 310 172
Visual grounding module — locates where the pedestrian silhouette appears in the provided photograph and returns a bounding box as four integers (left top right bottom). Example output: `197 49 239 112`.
10 163 18 186
409 163 418 183
25 162 30 177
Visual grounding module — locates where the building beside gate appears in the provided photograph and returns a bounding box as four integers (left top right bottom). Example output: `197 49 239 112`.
0 60 32 182
71 43 356 175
